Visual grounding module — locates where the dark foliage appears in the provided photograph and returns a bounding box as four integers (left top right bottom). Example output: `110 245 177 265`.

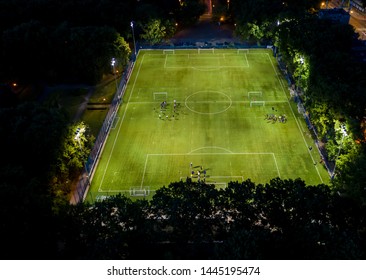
54 180 366 260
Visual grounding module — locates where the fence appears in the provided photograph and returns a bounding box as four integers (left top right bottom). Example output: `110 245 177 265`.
138 39 274 51
276 55 333 178
71 60 134 204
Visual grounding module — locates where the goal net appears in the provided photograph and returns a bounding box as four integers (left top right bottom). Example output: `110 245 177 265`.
250 101 265 107
153 92 168 100
198 48 215 54
129 187 150 197
248 91 263 98
237 49 249 54
163 49 175 55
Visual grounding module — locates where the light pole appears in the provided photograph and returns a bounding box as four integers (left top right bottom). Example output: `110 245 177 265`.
130 21 137 57
111 58 118 92
331 125 347 179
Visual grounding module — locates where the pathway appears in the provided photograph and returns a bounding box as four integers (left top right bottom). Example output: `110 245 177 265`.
171 12 242 46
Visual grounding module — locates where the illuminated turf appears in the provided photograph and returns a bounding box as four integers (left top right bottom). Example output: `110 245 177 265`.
87 49 329 201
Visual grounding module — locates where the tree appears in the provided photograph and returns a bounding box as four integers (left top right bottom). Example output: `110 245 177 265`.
55 179 366 259
50 122 94 201
0 102 69 259
140 19 167 45
176 0 206 27
217 179 364 259
150 180 220 244
113 35 132 70
1 20 51 81
58 194 149 259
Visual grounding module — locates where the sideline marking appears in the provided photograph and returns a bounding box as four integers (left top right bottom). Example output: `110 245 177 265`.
98 54 146 191
138 151 281 189
267 53 323 183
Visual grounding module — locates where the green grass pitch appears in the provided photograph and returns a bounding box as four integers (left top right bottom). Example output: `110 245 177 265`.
87 49 330 201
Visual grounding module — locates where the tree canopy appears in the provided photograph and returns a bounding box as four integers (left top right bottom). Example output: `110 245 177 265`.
0 0 205 84
53 179 366 260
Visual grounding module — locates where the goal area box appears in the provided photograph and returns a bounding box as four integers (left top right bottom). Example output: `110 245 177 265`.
140 153 281 188
153 92 168 100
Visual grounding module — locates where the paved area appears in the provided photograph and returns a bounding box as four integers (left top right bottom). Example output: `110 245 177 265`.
171 13 242 46
327 0 366 39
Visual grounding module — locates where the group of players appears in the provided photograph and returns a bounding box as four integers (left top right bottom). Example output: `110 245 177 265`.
265 113 287 123
156 99 180 120
190 162 207 182
265 107 287 123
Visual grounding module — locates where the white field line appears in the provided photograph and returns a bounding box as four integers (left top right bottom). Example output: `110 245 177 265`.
164 53 249 69
189 146 234 154
297 117 306 132
272 153 281 178
139 152 280 188
180 176 244 180
98 54 146 191
164 54 168 68
140 154 149 189
244 54 249 67
148 152 275 156
165 65 249 69
128 100 287 105
267 53 323 183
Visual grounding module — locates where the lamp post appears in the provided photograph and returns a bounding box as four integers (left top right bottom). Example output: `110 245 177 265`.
130 21 137 57
331 125 347 179
111 58 118 91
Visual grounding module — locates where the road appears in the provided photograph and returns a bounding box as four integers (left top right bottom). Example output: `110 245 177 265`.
326 0 366 39
171 12 240 45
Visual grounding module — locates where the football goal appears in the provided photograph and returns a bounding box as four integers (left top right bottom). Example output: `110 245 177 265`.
163 49 175 55
153 92 168 100
198 48 215 54
250 101 265 107
237 49 249 54
129 187 150 197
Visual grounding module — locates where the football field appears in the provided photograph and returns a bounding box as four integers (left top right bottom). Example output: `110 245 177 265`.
87 49 330 201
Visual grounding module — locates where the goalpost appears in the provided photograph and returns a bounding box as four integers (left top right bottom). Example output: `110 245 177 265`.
163 49 175 55
129 187 150 197
250 101 265 107
198 48 215 54
153 92 168 100
237 49 249 54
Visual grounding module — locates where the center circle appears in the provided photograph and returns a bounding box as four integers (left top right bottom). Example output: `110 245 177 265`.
185 91 232 115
